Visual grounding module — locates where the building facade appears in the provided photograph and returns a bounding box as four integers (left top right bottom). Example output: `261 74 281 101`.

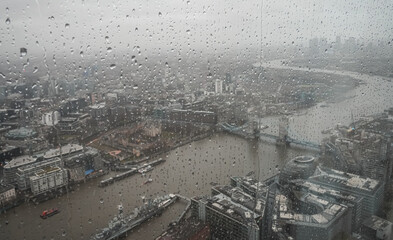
29 167 68 196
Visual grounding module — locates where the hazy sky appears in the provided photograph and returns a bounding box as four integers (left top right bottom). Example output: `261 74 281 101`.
0 0 392 61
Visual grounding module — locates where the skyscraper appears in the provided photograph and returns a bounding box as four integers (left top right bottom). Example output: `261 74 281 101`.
215 79 223 94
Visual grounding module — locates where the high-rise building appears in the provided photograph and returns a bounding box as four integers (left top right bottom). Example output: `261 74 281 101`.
308 167 384 220
273 192 351 240
191 177 269 240
29 167 68 196
335 36 342 51
3 155 37 185
309 38 319 56
361 215 392 240
290 179 364 231
41 111 60 126
16 157 64 191
215 79 223 94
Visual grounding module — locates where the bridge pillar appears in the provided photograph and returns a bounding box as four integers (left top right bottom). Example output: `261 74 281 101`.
277 116 289 145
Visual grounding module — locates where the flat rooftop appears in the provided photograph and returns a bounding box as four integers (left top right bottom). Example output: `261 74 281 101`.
89 103 106 109
277 193 347 226
44 144 83 159
34 166 62 176
230 176 269 197
362 215 393 231
0 183 14 193
291 179 360 202
4 155 36 169
213 185 266 215
309 167 381 194
206 193 260 225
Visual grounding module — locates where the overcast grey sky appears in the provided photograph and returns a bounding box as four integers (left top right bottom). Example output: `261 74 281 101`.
0 0 392 60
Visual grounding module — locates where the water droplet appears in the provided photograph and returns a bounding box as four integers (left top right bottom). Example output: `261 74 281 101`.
80 51 84 57
20 48 27 57
61 231 66 237
5 18 10 25
99 198 104 204
105 36 110 43
186 29 190 34
158 12 162 17
135 27 138 31
33 67 38 73
65 23 70 28
109 64 116 69
107 47 112 53
88 218 92 224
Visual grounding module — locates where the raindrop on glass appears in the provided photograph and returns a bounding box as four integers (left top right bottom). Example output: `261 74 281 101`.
20 48 27 57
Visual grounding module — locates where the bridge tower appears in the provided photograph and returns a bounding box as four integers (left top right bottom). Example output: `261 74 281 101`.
277 116 289 145
251 119 260 138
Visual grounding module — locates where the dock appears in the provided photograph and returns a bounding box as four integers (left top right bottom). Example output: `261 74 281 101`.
99 158 166 187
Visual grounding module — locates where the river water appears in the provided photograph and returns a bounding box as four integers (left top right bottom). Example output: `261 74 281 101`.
1 65 393 240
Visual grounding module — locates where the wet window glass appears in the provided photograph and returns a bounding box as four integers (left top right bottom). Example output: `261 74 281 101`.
0 0 393 240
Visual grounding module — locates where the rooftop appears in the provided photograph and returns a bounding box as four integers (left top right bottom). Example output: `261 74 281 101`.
310 167 381 194
4 155 36 169
205 193 260 225
58 117 78 122
362 215 393 231
230 176 270 198
44 144 84 159
17 157 62 172
293 155 315 163
0 145 19 154
213 185 266 215
89 103 106 109
5 127 37 140
277 192 348 227
34 166 62 176
0 183 15 193
291 179 360 203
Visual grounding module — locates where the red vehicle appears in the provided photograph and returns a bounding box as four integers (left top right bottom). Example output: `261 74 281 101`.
40 208 60 219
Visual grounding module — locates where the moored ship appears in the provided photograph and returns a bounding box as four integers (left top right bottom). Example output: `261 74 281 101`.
92 194 177 240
